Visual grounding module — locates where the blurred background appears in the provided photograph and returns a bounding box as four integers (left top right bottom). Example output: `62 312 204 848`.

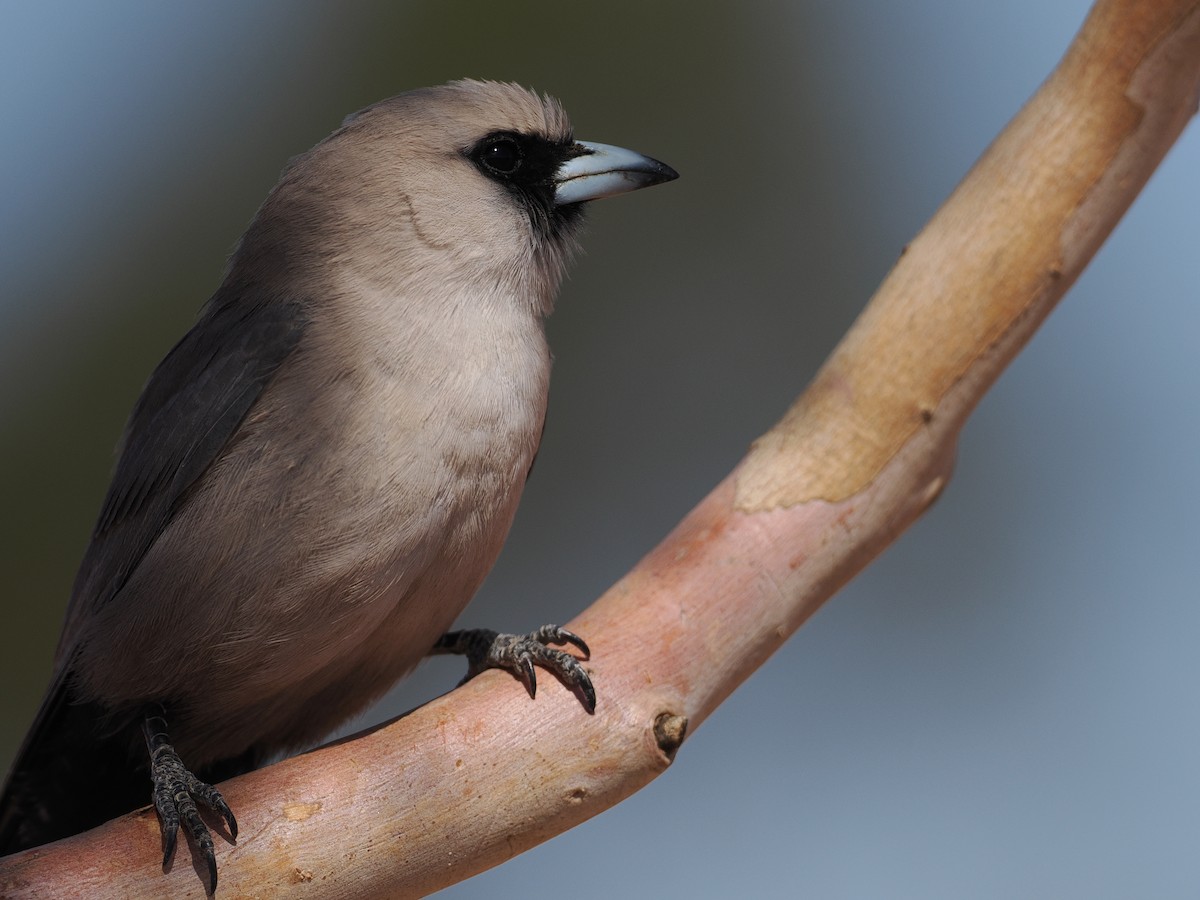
2 1 1198 896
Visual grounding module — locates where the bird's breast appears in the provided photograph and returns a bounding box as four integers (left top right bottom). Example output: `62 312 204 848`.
290 286 553 617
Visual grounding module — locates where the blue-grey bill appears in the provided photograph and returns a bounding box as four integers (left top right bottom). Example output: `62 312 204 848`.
554 140 679 206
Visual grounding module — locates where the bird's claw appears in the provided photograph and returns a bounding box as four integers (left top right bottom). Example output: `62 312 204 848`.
143 717 237 891
436 624 596 713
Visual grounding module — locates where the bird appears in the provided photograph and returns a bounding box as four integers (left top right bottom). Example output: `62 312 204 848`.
0 79 677 889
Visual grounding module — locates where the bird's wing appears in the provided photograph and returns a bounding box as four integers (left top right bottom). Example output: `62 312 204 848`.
0 290 307 852
63 290 308 634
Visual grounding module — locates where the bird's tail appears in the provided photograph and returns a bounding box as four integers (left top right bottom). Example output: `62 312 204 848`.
0 676 146 857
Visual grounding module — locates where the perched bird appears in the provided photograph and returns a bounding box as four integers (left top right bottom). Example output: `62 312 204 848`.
0 79 676 887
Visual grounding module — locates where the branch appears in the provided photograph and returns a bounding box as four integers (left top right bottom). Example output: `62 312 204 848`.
3 0 1199 896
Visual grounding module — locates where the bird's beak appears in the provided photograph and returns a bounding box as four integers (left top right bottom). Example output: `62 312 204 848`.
554 141 679 206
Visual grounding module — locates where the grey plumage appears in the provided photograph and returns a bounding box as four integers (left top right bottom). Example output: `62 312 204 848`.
0 79 676 878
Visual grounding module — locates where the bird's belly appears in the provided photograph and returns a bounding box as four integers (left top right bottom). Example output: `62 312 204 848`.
168 396 540 762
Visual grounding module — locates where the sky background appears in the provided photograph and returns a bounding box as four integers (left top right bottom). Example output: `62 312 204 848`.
2 2 1198 897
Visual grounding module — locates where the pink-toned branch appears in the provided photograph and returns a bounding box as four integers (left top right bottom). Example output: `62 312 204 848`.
3 0 1198 896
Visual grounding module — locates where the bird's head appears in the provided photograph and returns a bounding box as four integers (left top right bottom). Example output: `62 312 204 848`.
237 80 677 316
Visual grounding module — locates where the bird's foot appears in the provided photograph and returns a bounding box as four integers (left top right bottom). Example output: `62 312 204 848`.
434 624 596 713
142 716 237 891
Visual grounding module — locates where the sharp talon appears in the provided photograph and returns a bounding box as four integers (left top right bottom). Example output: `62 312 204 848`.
203 787 237 839
557 629 590 659
205 851 218 891
222 803 239 841
578 676 597 714
162 825 177 866
520 656 538 698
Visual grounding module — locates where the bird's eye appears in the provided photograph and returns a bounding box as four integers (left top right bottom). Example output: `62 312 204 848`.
480 138 522 175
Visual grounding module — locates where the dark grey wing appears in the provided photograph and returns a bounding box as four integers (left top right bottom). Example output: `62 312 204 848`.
68 289 308 621
0 289 308 855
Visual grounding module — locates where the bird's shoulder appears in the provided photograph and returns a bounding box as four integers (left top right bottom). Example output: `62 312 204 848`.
64 289 308 628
